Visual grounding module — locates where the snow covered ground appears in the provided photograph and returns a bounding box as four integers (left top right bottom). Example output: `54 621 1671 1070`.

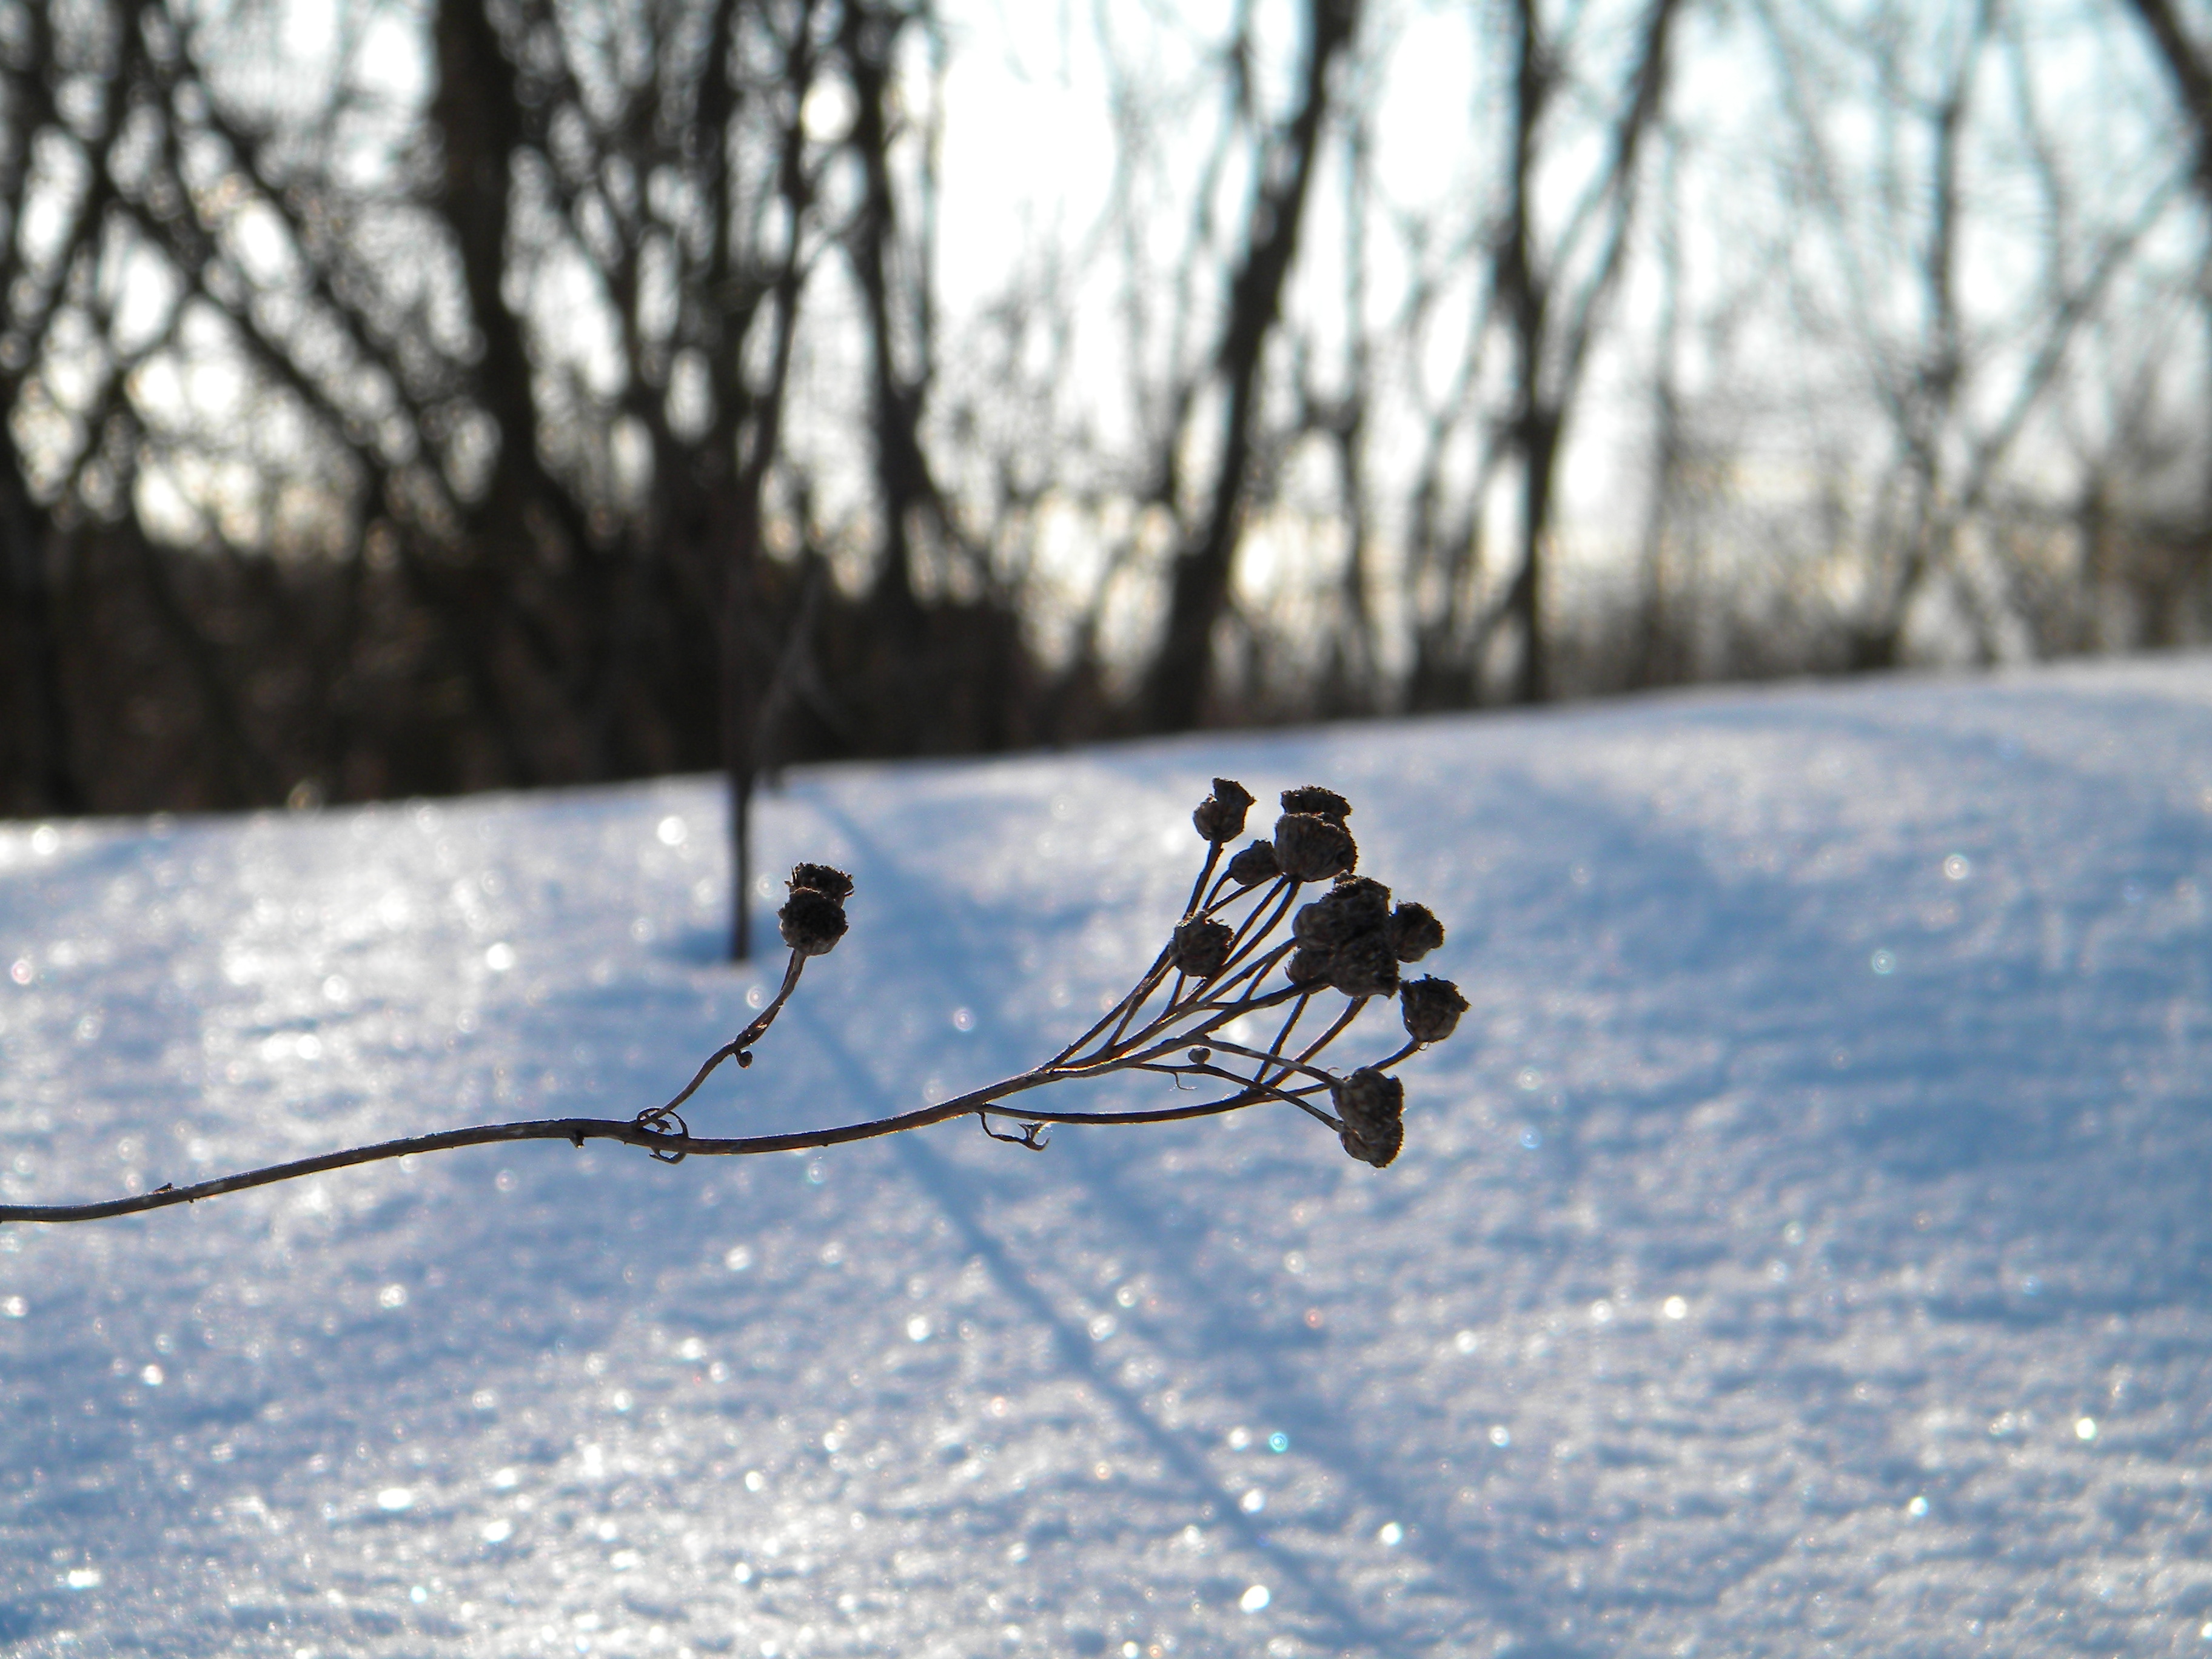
4 659 2212 1658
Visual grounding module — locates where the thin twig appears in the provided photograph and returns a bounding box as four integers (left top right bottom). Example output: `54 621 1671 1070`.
0 1065 1307 1225
0 781 1466 1225
640 950 808 1128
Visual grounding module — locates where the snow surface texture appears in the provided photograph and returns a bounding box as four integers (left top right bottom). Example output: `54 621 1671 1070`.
4 661 2212 1658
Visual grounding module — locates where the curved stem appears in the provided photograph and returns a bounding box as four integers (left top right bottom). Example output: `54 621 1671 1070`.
1171 940 1295 1017
1218 877 1299 971
0 1057 1324 1225
1173 1035 1339 1091
0 1071 1027 1225
1182 840 1224 918
1049 942 1173 1066
648 950 807 1121
1130 1062 1341 1127
2 794 1456 1227
1294 995 1370 1070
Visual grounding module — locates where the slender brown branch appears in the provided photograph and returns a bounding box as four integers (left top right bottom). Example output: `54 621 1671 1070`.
1294 996 1369 1070
639 949 808 1127
1183 840 1225 918
1170 1035 1339 1093
0 1062 1304 1226
0 780 1466 1224
1051 942 1176 1065
1252 989 1313 1087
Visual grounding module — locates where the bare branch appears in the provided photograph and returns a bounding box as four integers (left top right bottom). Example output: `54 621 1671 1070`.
0 779 1467 1225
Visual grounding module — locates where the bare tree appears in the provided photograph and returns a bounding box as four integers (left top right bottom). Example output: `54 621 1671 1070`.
1754 0 2187 667
1138 0 1360 732
2124 0 2212 196
1489 0 1683 703
2 0 2207 823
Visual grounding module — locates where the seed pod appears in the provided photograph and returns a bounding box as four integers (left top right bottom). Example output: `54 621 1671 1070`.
1334 1067 1405 1168
1225 838 1280 886
1279 786 1352 826
777 886 849 957
1274 813 1357 883
1171 918 1234 980
1193 779 1256 843
1388 902 1445 962
1293 877 1392 950
1399 976 1469 1043
1285 947 1335 987
1327 933 1400 999
788 863 854 903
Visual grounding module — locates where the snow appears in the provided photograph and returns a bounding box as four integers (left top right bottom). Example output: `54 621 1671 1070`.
5 658 2212 1657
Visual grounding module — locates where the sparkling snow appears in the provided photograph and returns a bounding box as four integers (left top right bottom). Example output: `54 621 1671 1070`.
5 659 2212 1656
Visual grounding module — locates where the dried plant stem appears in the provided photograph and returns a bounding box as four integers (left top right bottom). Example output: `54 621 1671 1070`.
0 779 1468 1226
0 947 1346 1227
0 1050 1318 1226
643 951 807 1128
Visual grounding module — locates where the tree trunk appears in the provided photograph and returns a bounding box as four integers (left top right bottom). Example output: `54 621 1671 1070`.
0 462 78 813
1139 0 1358 734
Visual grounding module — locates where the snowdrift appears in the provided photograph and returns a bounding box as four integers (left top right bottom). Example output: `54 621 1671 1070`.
4 659 2211 1657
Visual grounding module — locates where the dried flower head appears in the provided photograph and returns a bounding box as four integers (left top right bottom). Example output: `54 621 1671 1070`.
1225 838 1281 886
788 863 855 903
1170 918 1235 980
1335 1068 1405 1168
778 865 852 957
1327 933 1401 999
1193 779 1256 844
1293 877 1392 950
1388 902 1445 962
1285 947 1335 987
1399 976 1468 1044
1279 785 1352 826
1274 813 1357 883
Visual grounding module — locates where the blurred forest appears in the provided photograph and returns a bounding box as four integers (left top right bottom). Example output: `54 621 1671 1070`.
0 0 2208 830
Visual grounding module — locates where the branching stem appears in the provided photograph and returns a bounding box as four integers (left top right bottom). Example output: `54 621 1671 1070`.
0 1064 1312 1225
0 781 1465 1225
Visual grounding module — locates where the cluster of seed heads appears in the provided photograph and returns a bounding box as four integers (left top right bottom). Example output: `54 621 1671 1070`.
0 778 1467 1230
738 777 1464 1165
1155 778 1466 1166
728 776 1466 1166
